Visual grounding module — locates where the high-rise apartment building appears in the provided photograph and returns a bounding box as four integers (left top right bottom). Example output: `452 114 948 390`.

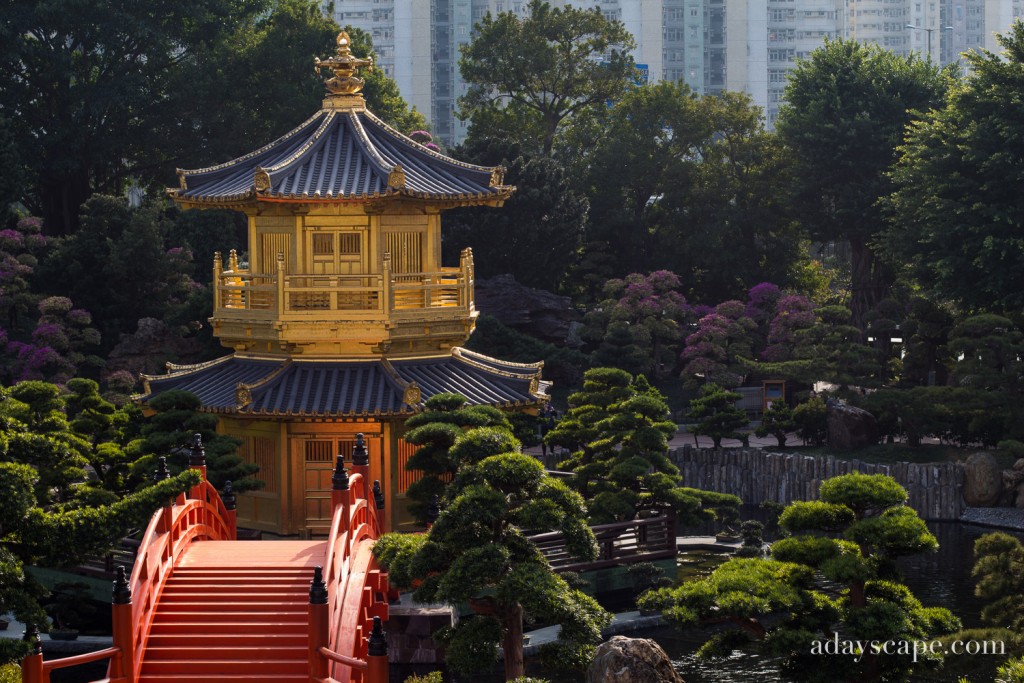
328 0 1024 143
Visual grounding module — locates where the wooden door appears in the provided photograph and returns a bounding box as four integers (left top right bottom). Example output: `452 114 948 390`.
301 434 382 535
302 438 352 534
311 231 364 275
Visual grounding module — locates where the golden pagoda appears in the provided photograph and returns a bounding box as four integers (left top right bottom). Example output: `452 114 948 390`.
141 33 548 535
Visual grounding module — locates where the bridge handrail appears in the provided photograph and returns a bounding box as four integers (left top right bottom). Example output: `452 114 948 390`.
315 466 389 683
30 646 126 682
127 476 234 680
317 646 368 670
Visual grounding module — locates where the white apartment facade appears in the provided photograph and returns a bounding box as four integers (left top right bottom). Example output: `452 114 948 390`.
328 0 1024 142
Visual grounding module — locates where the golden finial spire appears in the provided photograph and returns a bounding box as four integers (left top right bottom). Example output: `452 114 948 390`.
315 32 373 96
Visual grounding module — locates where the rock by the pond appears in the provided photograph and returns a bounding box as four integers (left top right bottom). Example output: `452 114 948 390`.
826 400 879 450
963 452 1003 507
586 635 683 683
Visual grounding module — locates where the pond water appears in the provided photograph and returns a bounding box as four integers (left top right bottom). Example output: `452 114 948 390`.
650 520 1024 683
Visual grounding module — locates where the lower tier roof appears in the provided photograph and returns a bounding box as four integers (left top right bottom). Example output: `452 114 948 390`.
138 348 547 417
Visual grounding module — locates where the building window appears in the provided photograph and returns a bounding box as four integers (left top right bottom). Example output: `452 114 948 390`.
312 233 333 256
339 233 361 255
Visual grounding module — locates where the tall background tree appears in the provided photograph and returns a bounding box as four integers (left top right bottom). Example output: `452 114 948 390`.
0 0 424 235
441 153 588 292
0 0 266 234
458 0 636 157
882 21 1024 314
567 83 804 300
777 39 949 327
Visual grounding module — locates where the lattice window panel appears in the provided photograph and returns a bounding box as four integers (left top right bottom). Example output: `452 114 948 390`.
305 440 334 463
261 233 290 273
312 233 333 256
385 232 422 275
304 438 357 463
338 233 361 255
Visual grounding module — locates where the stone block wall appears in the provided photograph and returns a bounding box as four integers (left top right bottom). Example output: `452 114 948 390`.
669 447 965 520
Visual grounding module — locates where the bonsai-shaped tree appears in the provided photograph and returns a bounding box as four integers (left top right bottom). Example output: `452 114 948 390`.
134 389 260 493
402 392 512 524
972 532 1024 631
640 473 960 682
546 367 740 525
792 396 828 446
688 382 748 448
734 520 766 558
755 399 796 448
374 425 610 681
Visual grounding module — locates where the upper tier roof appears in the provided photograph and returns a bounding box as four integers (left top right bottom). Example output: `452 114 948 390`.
170 107 511 206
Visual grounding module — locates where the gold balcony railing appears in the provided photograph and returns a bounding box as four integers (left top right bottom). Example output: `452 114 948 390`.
211 249 474 324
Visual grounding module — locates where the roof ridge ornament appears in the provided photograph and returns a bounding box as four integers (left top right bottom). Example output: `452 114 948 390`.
254 168 271 192
315 32 373 97
388 164 406 189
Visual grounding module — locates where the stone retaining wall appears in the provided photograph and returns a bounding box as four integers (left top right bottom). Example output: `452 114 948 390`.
669 446 965 520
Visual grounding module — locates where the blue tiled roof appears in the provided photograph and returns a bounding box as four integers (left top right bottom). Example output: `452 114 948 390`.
172 109 510 205
246 361 405 416
139 351 545 416
139 357 282 410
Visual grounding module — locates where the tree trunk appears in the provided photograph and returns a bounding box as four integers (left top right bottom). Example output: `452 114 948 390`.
502 603 525 681
849 580 866 609
848 238 890 330
40 168 90 236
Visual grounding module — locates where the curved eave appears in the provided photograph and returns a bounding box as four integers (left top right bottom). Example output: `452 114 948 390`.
168 185 515 209
202 405 417 418
176 111 326 178
361 108 500 176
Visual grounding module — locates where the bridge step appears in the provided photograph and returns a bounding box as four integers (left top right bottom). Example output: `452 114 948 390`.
136 676 308 683
138 540 324 682
148 620 308 635
157 599 308 611
146 633 308 648
142 659 307 675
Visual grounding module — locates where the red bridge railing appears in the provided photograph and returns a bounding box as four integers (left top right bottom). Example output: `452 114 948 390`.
21 439 236 683
308 434 390 683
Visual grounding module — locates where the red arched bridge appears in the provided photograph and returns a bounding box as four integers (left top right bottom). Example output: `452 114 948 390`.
21 436 390 683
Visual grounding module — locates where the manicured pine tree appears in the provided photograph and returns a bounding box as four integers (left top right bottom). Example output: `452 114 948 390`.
547 368 740 525
641 473 960 682
374 424 609 681
755 399 796 448
402 392 512 524
135 389 259 493
972 532 1024 631
688 382 748 448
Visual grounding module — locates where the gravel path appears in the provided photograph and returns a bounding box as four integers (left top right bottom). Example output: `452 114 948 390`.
960 507 1024 531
